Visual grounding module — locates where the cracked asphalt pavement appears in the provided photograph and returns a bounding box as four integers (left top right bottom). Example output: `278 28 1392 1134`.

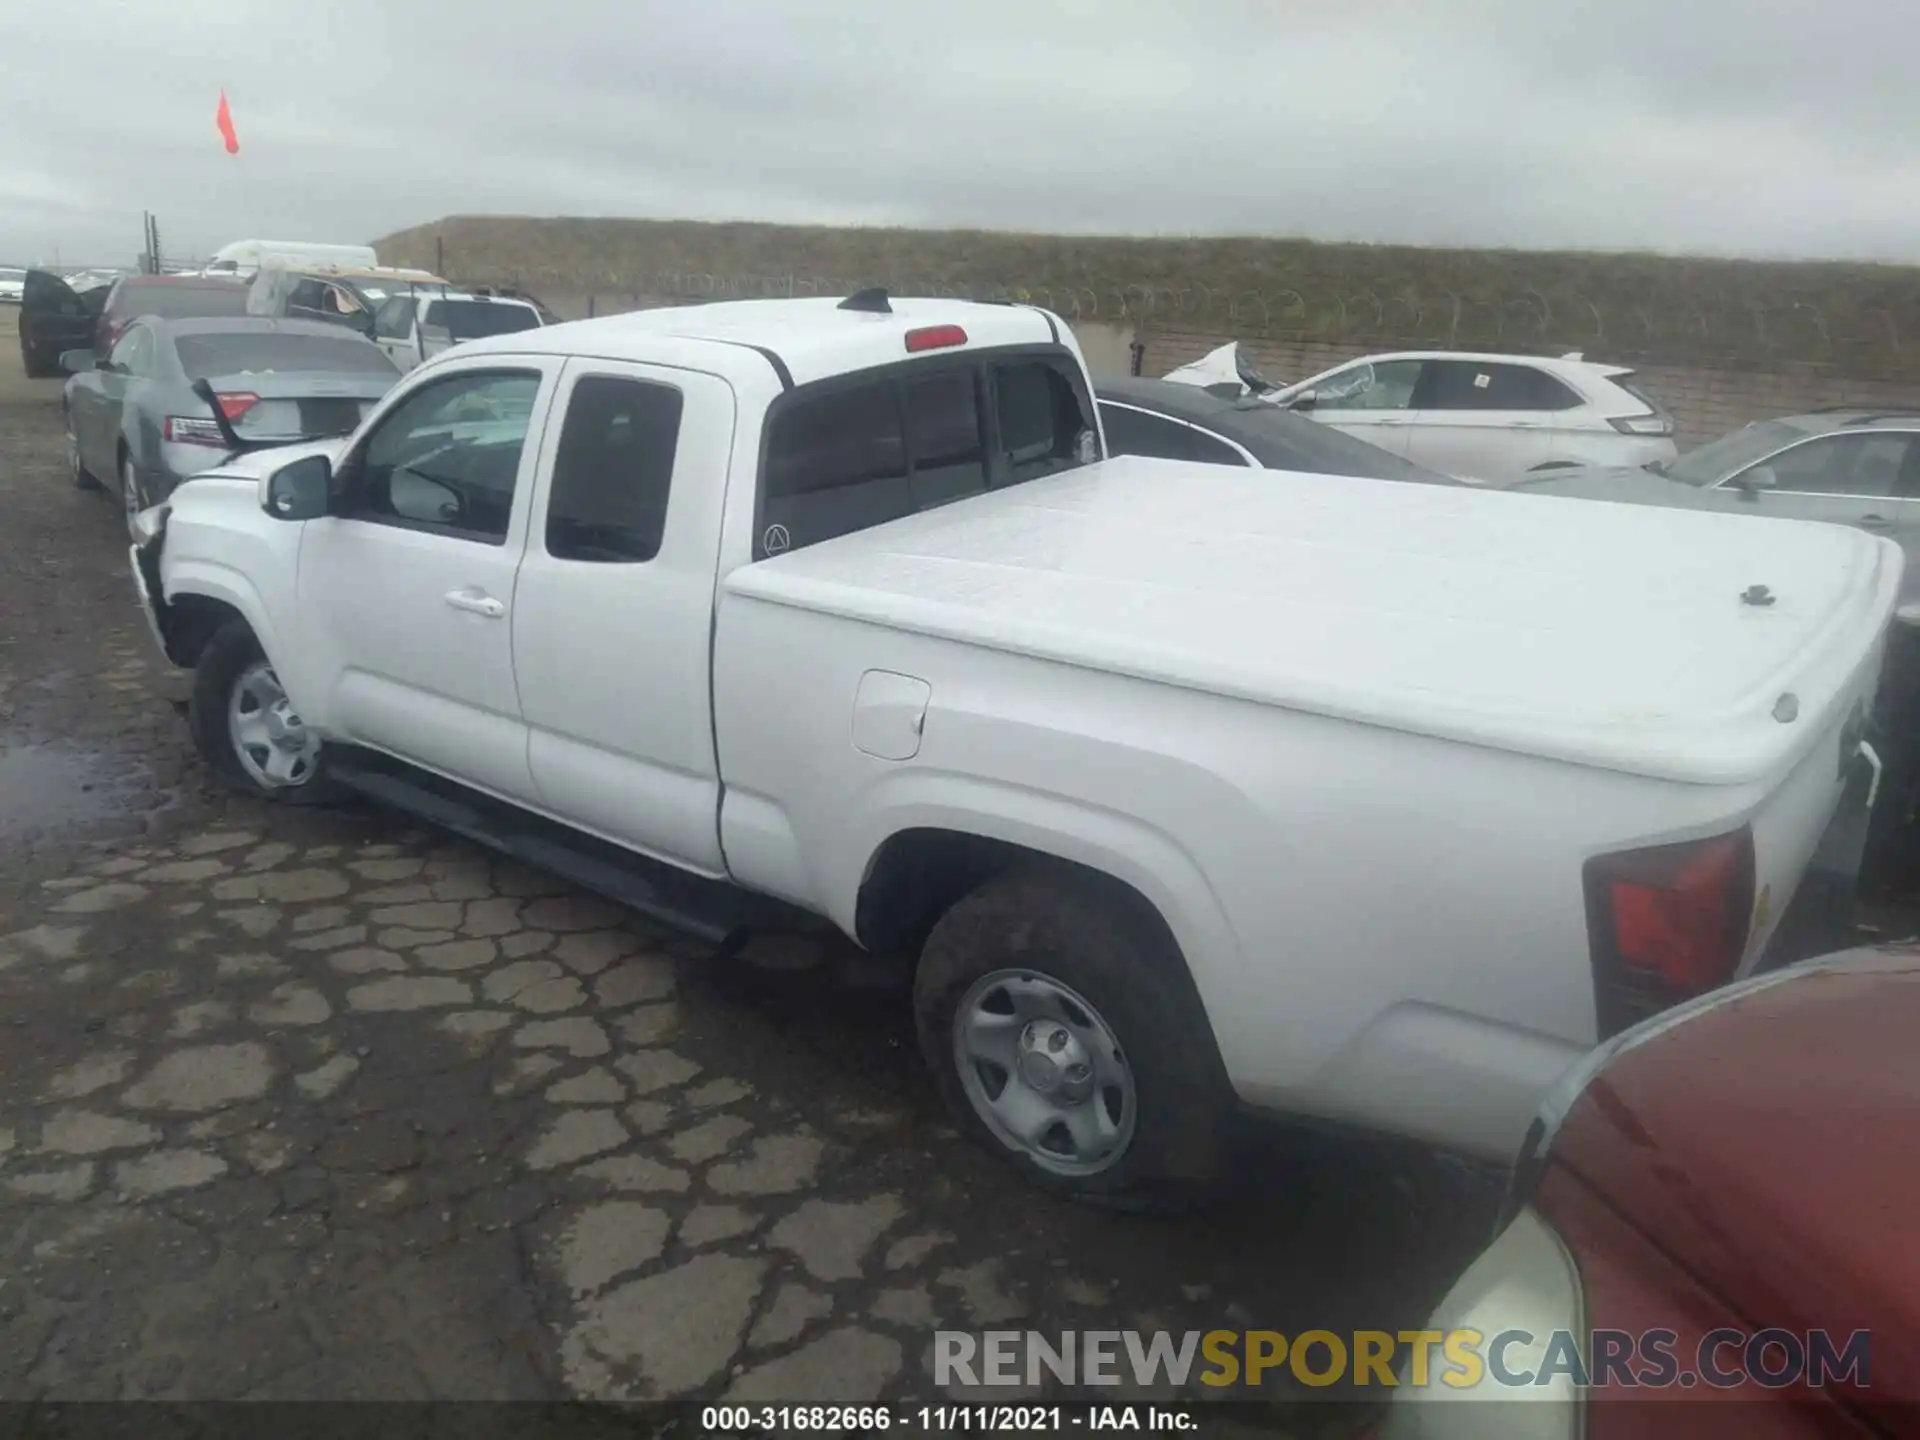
0 314 1495 1425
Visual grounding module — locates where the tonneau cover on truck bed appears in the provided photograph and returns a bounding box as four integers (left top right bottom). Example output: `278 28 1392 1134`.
722 456 1902 786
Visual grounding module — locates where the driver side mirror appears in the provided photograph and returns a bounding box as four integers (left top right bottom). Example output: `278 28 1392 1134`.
262 455 333 521
1287 388 1318 412
58 350 96 374
1734 465 1777 499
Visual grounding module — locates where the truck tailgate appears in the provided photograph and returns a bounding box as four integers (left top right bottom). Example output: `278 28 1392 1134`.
724 457 1904 787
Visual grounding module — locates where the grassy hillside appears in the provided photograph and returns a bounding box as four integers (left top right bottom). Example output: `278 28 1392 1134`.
376 216 1920 375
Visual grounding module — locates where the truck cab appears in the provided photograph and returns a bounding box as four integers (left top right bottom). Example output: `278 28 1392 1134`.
372 288 547 372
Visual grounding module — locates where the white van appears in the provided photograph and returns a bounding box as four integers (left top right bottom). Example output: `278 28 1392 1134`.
201 240 379 281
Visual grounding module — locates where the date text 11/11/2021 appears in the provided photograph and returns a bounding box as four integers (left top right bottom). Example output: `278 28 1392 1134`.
700 1405 1199 1431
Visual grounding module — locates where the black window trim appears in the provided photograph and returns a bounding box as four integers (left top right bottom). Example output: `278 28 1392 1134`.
334 364 546 548
1097 399 1257 467
751 342 1096 561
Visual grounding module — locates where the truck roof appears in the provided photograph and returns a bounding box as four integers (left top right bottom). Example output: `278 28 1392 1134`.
452 296 1063 388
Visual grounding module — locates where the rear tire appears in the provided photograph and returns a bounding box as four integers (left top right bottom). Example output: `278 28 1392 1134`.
913 869 1232 1210
188 620 340 805
23 344 56 381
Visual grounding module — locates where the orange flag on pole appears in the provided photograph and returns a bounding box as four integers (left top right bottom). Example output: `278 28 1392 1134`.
216 90 240 154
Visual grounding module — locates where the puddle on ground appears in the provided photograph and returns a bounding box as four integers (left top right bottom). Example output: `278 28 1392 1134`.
0 739 134 843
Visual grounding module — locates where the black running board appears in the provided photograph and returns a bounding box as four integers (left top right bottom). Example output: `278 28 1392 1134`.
327 750 803 949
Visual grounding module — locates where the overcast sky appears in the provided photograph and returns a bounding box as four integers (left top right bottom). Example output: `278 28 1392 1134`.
8 0 1920 268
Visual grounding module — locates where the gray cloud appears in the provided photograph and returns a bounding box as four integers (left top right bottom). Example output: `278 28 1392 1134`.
6 0 1920 267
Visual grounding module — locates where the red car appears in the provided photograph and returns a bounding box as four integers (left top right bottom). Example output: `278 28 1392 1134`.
19 271 248 378
1390 945 1920 1438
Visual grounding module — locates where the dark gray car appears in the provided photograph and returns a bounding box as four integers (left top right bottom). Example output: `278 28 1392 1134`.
61 316 402 536
1094 376 1462 485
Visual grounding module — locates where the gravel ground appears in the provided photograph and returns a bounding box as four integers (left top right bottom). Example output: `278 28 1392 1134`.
0 308 1495 1426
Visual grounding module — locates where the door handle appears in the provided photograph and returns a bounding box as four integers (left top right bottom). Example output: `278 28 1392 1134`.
1861 514 1893 529
444 589 505 618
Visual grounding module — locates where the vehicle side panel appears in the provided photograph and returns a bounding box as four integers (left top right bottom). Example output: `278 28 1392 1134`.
709 591 1791 1157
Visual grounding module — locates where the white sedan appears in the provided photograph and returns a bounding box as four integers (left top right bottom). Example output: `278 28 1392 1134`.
0 267 25 305
1165 343 1678 486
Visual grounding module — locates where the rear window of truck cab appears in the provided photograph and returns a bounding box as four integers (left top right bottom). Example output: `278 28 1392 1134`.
424 299 543 341
756 347 1095 559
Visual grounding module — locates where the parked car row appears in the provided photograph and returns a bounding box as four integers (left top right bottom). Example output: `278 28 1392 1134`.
15 248 560 536
19 244 555 383
1164 340 1680 484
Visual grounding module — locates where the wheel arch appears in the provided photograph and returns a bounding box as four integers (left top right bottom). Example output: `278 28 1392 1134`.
163 592 250 668
852 818 1235 1068
159 566 282 673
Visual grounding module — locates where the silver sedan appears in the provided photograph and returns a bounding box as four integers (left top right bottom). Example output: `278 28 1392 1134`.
61 315 402 537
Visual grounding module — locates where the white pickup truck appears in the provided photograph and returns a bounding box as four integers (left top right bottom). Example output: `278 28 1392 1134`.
128 292 1900 1206
371 287 547 372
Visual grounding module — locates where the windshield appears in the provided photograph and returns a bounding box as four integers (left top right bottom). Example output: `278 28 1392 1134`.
0 268 24 280
175 332 400 379
423 299 542 341
1665 419 1812 486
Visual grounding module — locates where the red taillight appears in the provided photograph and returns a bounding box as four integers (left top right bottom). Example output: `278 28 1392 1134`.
216 391 259 420
1584 828 1754 1038
905 324 967 353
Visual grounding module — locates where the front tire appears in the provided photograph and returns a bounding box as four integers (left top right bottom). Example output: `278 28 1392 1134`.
913 870 1231 1209
188 620 339 804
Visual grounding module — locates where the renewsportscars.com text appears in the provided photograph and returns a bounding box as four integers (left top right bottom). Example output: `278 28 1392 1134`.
934 1328 1872 1392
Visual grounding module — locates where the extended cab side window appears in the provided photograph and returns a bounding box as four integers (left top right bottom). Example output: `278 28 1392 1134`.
345 370 541 544
990 360 1096 485
546 375 684 563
